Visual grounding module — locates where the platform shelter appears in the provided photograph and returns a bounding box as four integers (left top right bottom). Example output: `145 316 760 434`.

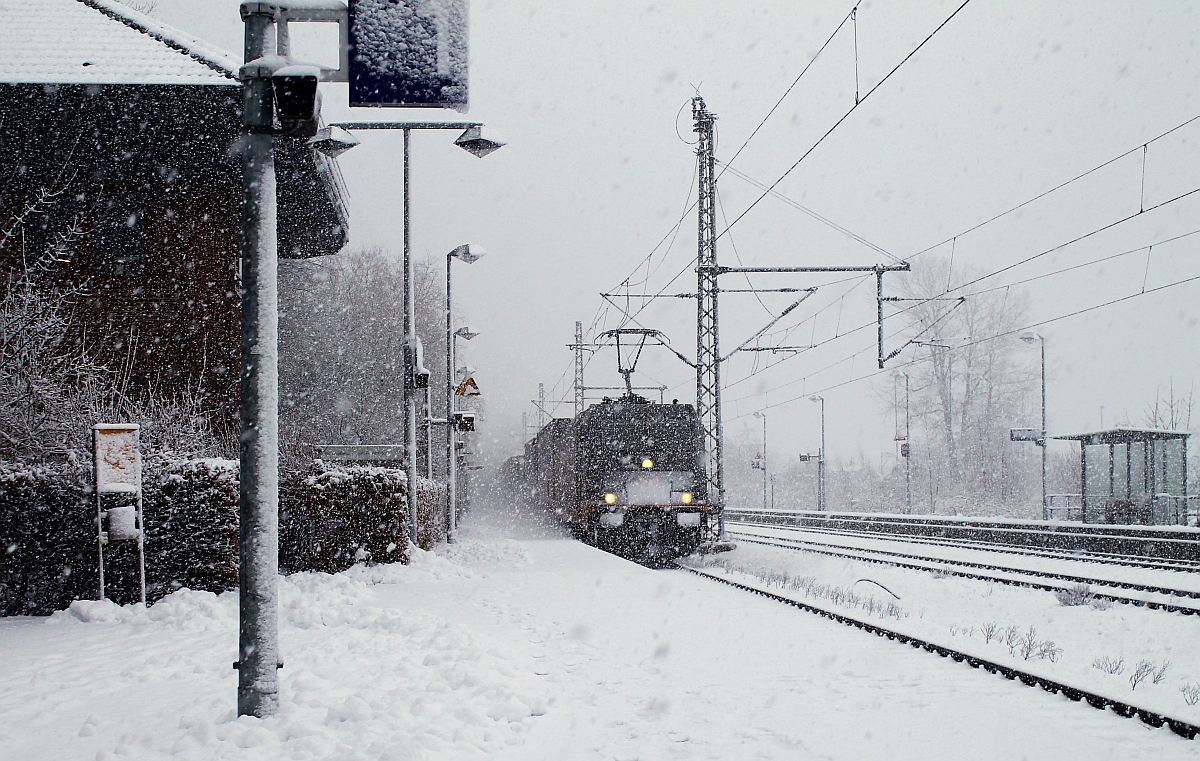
1054 428 1192 525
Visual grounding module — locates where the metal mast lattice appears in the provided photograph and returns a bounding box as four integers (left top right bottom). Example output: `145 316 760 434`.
693 96 725 541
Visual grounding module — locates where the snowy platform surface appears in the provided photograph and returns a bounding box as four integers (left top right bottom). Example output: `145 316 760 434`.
0 504 1194 760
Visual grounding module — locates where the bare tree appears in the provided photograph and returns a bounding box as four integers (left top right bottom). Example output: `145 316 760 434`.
1144 378 1194 430
278 247 454 471
892 258 1039 514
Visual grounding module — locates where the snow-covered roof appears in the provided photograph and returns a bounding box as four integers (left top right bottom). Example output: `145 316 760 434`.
1054 426 1191 443
0 0 239 85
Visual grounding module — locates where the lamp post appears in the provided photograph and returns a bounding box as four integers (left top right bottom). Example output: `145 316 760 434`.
328 122 503 541
446 245 486 543
809 396 826 511
753 411 768 511
1020 331 1048 521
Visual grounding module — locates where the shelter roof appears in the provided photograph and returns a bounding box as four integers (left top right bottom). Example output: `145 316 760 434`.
0 0 239 85
1053 427 1191 444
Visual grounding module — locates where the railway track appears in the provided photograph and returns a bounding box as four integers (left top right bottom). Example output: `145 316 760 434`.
679 562 1200 740
725 509 1200 565
726 528 1200 615
732 520 1200 574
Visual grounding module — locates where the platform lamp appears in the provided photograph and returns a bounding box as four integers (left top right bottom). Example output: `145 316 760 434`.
447 245 487 542
1019 331 1048 521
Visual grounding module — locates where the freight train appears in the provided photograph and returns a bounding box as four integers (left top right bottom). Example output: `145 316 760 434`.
521 394 710 560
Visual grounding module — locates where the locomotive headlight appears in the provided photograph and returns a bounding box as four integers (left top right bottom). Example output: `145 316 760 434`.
604 493 617 505
641 458 654 469
680 492 693 505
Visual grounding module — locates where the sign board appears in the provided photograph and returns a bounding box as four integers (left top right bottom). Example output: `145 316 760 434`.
93 424 140 494
92 423 145 604
1010 428 1044 443
455 376 481 396
348 0 468 108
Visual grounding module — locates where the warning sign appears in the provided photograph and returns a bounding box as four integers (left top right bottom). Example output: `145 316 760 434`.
455 377 481 396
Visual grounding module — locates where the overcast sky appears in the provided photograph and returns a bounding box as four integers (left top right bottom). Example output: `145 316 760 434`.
154 0 1200 471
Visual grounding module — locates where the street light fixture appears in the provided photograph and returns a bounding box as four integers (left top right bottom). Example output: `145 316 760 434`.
1019 331 1048 521
447 245 488 543
809 396 826 512
752 412 768 512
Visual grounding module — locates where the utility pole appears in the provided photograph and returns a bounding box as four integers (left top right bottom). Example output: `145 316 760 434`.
237 4 280 719
693 96 725 542
402 128 419 541
574 321 585 417
904 372 912 514
538 383 546 427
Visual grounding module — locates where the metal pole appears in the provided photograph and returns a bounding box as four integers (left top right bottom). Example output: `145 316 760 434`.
876 268 885 369
758 408 768 508
446 253 457 543
905 373 912 514
819 397 826 511
237 6 279 719
1040 339 1048 521
403 128 419 542
424 386 433 480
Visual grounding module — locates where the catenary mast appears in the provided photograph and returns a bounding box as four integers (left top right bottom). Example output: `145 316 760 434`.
693 96 725 542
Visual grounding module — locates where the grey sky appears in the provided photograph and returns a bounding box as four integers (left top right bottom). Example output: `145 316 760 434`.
155 0 1200 471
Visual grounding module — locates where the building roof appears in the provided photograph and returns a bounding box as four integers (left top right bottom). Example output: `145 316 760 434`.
0 0 239 85
1053 427 1191 444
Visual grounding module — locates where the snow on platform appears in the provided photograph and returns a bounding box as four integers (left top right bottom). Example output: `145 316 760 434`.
0 503 1193 759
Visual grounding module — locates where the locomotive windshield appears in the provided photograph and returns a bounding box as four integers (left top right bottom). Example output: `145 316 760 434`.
589 403 699 471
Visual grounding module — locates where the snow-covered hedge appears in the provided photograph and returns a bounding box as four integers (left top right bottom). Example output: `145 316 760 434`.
414 476 446 550
142 458 239 600
4 458 445 615
0 458 241 615
280 462 410 573
0 462 93 616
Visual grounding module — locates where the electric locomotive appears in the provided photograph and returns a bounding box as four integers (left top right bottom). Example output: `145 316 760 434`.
525 394 708 559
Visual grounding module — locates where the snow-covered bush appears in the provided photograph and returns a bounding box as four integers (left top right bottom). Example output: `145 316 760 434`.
0 457 239 614
0 461 93 615
141 458 239 600
1054 583 1094 607
414 476 446 550
1093 655 1125 675
280 461 409 574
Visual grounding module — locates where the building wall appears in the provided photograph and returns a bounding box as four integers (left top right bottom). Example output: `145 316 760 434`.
0 83 243 425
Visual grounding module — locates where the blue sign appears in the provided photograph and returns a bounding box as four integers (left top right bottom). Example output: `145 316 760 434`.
348 0 468 108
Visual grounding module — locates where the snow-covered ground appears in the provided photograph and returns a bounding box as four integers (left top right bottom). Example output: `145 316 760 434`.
1 501 1196 759
690 539 1200 724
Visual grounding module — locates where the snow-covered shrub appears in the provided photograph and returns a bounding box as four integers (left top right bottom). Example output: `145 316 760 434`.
1129 659 1157 690
280 461 409 574
0 457 242 614
141 458 239 601
414 476 446 550
1093 656 1125 675
980 621 1002 643
0 461 93 615
1181 684 1200 706
1054 583 1094 607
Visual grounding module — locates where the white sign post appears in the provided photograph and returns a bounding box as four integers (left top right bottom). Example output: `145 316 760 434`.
93 423 144 604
